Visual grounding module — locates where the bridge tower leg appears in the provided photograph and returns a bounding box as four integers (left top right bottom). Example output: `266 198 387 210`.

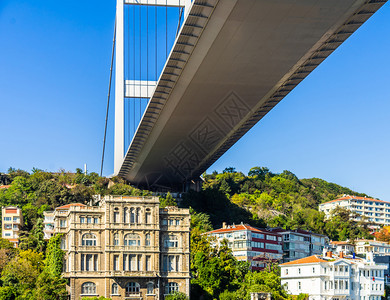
113 0 191 176
114 0 124 175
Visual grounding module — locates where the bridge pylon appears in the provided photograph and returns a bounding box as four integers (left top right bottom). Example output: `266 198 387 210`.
114 0 190 175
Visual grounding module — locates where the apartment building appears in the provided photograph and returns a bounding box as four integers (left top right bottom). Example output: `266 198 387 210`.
43 211 55 240
355 239 390 257
206 223 283 270
45 196 190 300
330 241 356 255
269 228 329 262
281 252 386 300
319 195 390 226
2 206 23 247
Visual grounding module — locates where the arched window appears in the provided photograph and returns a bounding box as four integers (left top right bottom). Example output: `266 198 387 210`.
113 207 119 223
145 208 151 224
136 208 141 223
81 282 96 295
111 283 118 295
145 233 151 246
113 233 119 246
165 282 179 295
125 282 140 296
123 207 129 223
147 282 154 295
124 233 140 246
164 235 178 248
82 233 97 246
130 208 135 223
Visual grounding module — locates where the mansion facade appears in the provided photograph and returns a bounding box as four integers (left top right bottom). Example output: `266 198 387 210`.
45 195 190 300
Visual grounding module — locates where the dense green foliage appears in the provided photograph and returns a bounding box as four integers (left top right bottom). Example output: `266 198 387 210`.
0 234 67 300
0 166 376 299
165 292 189 300
185 167 372 241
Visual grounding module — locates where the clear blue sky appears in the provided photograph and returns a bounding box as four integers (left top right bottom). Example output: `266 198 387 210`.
1 1 390 200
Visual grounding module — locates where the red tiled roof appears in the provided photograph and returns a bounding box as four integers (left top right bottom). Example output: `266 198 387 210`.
56 203 86 210
321 195 388 205
207 224 278 235
331 241 353 245
280 255 327 266
0 185 11 189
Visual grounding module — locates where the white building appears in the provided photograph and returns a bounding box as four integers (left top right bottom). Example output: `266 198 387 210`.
281 252 386 300
330 241 356 256
355 239 390 257
319 195 390 226
2 206 23 247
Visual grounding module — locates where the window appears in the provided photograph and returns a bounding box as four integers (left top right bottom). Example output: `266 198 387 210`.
285 269 288 275
313 267 315 273
125 282 140 296
162 219 168 225
87 217 92 224
114 255 119 270
82 233 97 246
111 283 119 295
146 212 151 224
163 255 180 272
165 282 179 295
164 235 178 248
146 255 151 271
80 217 85 224
145 233 151 246
169 219 174 226
147 282 154 295
113 233 119 246
124 233 140 246
298 268 301 274
82 282 96 295
124 207 129 223
60 237 66 250
81 254 98 271
324 281 327 290
136 208 141 223
113 208 119 223
4 224 11 229
266 235 277 241
60 219 67 228
3 217 11 221
345 281 348 290
94 217 98 224
130 208 135 223
176 219 180 226
298 282 301 290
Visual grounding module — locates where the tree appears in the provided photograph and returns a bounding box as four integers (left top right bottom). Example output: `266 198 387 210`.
165 292 189 300
160 192 177 208
35 234 67 299
0 250 44 299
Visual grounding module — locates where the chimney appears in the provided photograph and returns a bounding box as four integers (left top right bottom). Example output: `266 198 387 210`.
327 251 333 258
222 222 227 229
339 251 344 259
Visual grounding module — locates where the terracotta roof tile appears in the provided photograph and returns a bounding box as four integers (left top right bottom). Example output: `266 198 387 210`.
280 255 327 266
321 195 388 205
56 203 86 210
207 224 279 235
0 185 11 189
331 241 353 245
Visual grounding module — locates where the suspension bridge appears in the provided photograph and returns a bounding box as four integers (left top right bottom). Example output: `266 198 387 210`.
101 0 387 191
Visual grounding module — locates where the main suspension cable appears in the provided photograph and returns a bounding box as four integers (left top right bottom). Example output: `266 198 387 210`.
100 17 116 177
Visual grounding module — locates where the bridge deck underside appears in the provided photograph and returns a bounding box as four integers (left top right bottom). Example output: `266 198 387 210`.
119 0 386 190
